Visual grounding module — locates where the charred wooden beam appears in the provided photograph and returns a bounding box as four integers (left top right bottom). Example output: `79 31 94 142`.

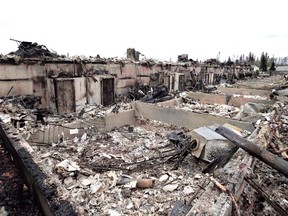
244 176 288 216
216 126 288 177
202 146 239 174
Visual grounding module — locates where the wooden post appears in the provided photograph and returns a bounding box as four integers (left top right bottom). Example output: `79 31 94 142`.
216 126 288 177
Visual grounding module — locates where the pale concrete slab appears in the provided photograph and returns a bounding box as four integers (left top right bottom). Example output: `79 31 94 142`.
217 87 271 97
186 92 271 107
134 102 254 131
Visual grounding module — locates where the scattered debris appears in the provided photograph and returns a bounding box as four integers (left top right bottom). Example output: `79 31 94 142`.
216 125 288 177
9 39 59 58
1 45 288 215
128 83 173 103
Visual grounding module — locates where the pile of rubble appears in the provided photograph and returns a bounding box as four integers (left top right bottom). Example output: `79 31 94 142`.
231 99 288 214
128 84 173 103
0 96 133 139
9 39 59 58
175 92 240 118
31 120 207 215
1 74 288 215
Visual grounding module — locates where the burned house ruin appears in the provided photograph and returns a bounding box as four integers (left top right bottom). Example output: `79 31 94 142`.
0 44 254 114
0 41 287 216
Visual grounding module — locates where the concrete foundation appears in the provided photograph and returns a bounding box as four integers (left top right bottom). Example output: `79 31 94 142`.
27 110 136 144
134 101 254 131
217 87 271 97
186 92 271 107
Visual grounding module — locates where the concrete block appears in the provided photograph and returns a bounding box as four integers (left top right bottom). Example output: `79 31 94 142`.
105 110 136 131
190 126 235 162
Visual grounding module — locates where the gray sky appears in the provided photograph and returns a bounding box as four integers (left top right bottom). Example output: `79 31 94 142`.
1 0 287 61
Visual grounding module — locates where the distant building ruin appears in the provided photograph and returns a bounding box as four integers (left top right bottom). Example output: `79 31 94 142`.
0 42 254 114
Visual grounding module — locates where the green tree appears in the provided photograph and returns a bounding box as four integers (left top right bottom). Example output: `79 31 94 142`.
269 61 276 71
248 52 252 62
247 52 255 64
260 52 268 72
226 56 233 66
239 55 243 63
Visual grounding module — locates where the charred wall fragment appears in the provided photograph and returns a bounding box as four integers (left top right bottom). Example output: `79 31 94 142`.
0 43 255 114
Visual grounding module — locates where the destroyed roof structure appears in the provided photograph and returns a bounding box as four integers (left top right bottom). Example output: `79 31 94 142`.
9 39 59 58
0 42 287 215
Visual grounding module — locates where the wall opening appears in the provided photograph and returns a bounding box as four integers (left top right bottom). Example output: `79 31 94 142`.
101 78 115 106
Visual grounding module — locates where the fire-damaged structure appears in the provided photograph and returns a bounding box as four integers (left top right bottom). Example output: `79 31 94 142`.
0 42 254 114
9 39 59 58
2 41 287 216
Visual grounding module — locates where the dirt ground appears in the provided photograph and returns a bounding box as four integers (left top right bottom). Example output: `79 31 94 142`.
0 139 42 216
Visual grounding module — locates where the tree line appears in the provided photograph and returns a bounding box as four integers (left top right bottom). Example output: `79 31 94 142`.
226 52 285 72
